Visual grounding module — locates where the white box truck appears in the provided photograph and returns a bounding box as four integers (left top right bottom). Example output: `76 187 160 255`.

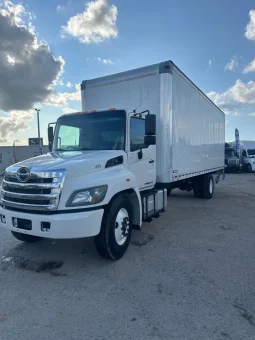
232 140 255 172
0 61 225 260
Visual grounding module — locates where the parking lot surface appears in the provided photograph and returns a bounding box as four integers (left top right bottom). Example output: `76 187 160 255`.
0 173 254 340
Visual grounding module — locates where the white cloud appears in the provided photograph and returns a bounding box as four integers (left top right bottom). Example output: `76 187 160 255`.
62 0 118 44
243 58 255 73
0 1 25 24
7 54 15 65
0 109 34 141
209 60 212 67
229 80 255 104
225 56 239 71
62 107 78 113
245 9 255 40
45 84 80 107
0 1 64 141
14 138 26 145
103 58 113 64
207 91 239 115
57 79 65 86
57 5 65 12
207 79 255 115
95 57 113 64
0 113 30 139
66 81 73 88
248 112 255 116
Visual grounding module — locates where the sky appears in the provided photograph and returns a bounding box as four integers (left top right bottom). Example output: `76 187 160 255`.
0 0 254 145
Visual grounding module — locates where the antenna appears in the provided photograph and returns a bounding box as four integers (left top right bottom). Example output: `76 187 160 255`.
133 85 157 113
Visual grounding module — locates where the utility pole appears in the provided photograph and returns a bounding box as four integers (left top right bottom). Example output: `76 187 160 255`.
35 108 42 155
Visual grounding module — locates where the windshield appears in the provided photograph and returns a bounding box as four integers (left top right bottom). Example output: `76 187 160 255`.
247 149 255 156
53 110 126 152
225 150 235 157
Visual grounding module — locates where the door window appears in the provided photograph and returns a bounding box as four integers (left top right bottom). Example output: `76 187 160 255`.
242 150 247 157
130 117 146 152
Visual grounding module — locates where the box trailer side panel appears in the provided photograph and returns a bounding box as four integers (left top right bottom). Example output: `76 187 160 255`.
171 66 225 181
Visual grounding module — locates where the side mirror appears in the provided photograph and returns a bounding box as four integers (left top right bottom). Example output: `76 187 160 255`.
144 135 156 146
145 114 156 136
48 126 54 152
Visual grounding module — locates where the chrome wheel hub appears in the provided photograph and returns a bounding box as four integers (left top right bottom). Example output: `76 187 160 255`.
115 208 130 245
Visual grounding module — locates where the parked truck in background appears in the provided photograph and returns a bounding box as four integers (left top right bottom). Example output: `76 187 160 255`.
232 140 255 172
225 143 240 172
0 61 225 260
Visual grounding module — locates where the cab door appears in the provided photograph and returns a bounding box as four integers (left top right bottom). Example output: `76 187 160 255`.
127 114 156 190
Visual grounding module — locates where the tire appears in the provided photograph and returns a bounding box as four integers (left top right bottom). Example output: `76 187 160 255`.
167 188 172 196
203 174 214 199
193 176 204 198
11 231 42 243
94 195 133 260
248 164 252 173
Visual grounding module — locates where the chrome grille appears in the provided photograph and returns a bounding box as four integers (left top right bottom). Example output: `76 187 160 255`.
228 159 239 166
1 169 66 211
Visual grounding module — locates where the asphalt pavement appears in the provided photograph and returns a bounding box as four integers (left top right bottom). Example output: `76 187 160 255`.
0 173 254 340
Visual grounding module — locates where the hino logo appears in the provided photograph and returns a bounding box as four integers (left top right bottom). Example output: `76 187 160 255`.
16 167 31 182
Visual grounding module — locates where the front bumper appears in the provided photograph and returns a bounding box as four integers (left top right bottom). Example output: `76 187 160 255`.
0 206 104 239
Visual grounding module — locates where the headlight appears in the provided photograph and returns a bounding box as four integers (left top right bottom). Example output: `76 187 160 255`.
66 185 108 207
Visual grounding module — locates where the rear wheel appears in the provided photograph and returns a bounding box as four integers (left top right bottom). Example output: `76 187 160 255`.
11 231 42 243
94 195 132 260
193 174 214 199
203 174 214 199
193 177 204 198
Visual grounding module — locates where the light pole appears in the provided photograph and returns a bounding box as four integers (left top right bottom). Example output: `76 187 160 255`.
35 108 42 155
13 140 17 163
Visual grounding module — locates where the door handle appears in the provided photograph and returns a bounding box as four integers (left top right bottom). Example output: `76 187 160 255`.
149 159 154 164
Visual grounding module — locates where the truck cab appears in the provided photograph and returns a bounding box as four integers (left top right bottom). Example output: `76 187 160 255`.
51 108 157 191
0 108 162 260
232 140 255 173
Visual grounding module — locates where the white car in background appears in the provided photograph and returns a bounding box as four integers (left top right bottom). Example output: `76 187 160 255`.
232 140 255 173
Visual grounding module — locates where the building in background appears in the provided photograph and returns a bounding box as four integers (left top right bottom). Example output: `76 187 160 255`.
0 144 49 175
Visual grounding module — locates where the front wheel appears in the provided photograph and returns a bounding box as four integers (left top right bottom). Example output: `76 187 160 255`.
248 164 252 173
94 195 132 260
11 231 42 243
